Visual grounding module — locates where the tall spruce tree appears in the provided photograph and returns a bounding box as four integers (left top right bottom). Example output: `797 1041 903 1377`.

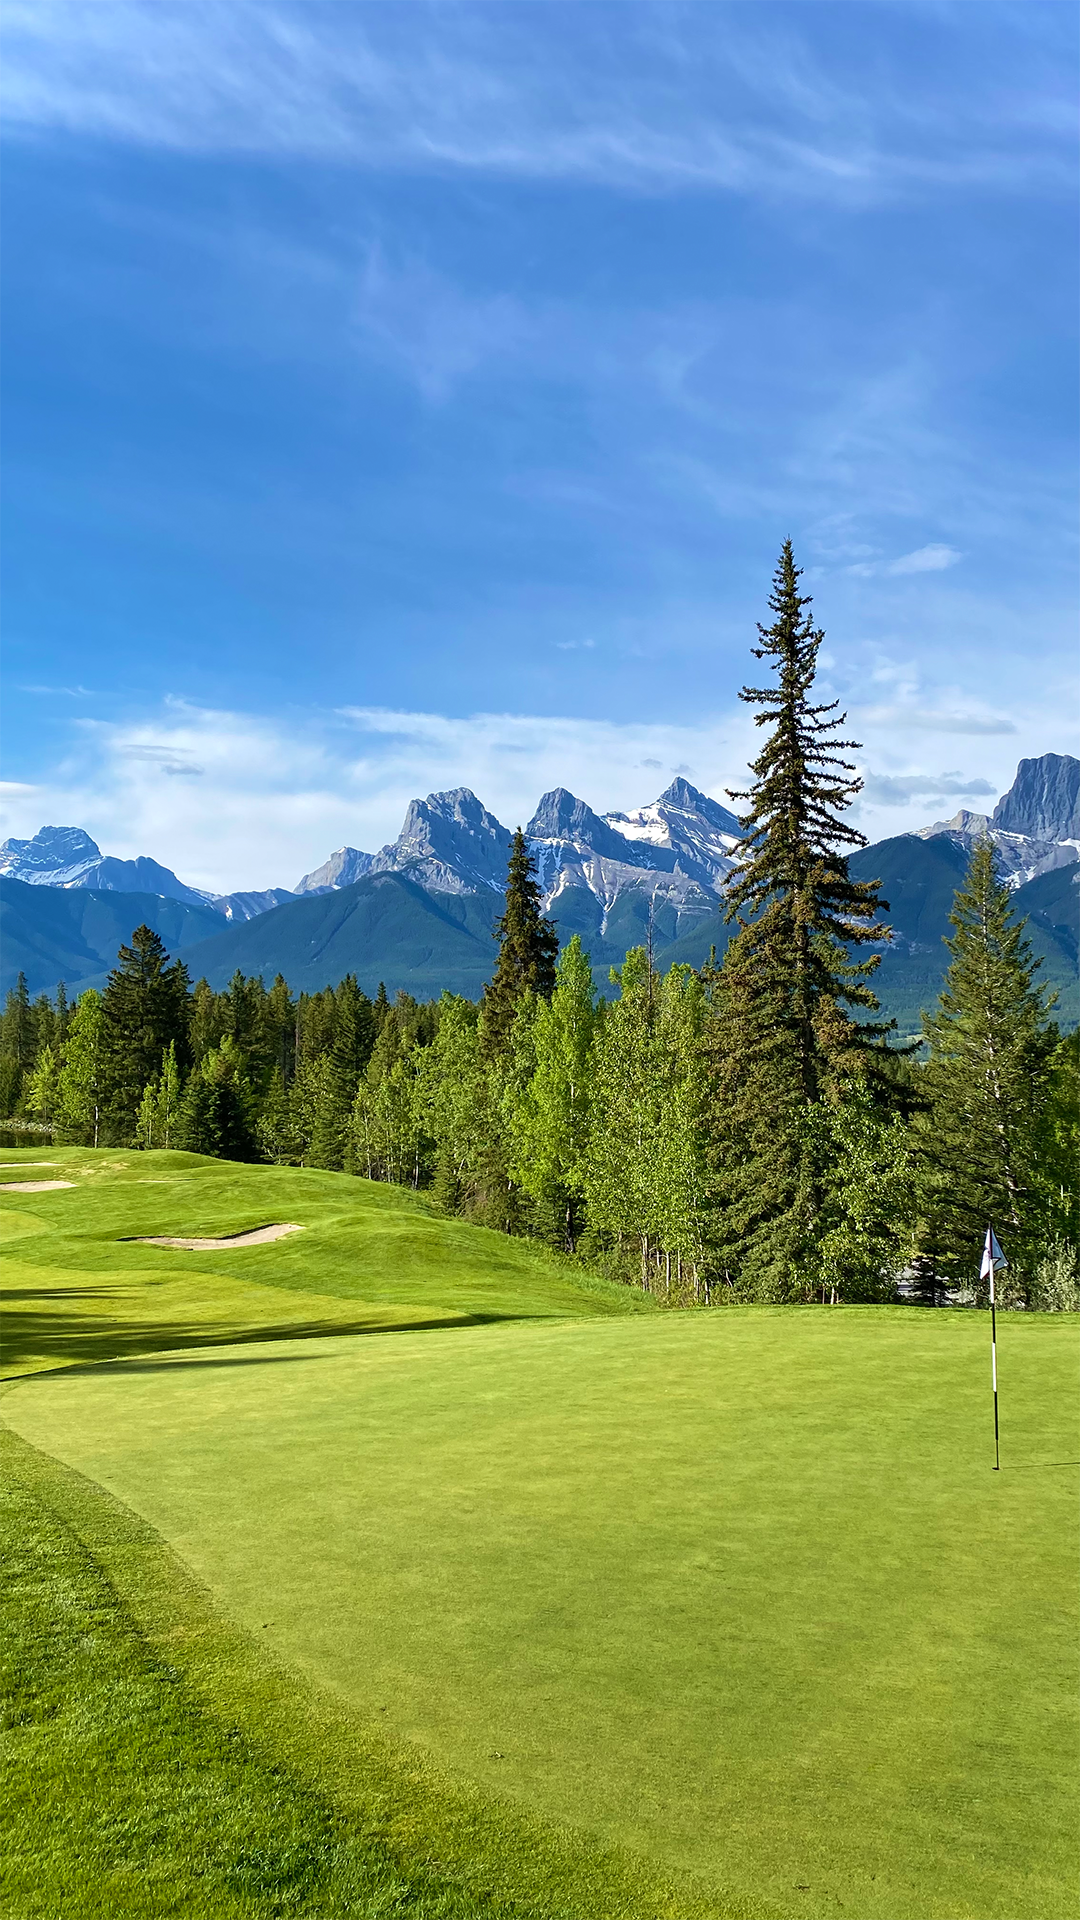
100 926 192 1142
482 830 559 1051
0 973 35 1116
713 543 894 1294
309 975 376 1170
919 837 1058 1293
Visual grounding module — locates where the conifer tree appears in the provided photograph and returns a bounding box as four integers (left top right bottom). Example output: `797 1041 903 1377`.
724 542 891 1088
920 838 1058 1291
309 975 375 1169
0 974 34 1115
482 831 559 1051
711 544 894 1292
100 926 192 1141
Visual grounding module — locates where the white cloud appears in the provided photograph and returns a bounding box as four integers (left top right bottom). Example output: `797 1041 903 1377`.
888 543 962 575
3 2 1073 203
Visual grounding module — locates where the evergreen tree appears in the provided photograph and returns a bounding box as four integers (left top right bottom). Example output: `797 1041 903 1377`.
711 544 895 1291
507 936 596 1250
190 977 227 1064
724 542 891 1087
100 926 192 1142
56 989 105 1145
309 976 375 1170
0 973 34 1115
481 831 558 1051
920 838 1059 1292
176 1036 257 1162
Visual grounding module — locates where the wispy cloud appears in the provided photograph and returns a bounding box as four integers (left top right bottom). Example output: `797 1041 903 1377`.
861 770 996 807
888 543 962 576
3 2 1073 203
856 705 1017 737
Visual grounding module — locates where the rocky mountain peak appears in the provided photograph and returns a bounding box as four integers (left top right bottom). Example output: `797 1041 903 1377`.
0 824 102 875
991 754 1080 842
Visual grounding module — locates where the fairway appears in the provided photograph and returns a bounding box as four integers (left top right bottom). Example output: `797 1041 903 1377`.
2 1150 1078 1918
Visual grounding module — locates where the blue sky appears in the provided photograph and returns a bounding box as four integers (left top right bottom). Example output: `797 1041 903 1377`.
2 0 1076 891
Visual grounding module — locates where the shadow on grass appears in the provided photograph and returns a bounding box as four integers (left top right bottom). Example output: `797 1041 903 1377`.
2 1307 527 1375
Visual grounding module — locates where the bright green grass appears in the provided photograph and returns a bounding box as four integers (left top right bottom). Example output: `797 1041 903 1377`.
2 1150 1078 1917
0 1146 650 1378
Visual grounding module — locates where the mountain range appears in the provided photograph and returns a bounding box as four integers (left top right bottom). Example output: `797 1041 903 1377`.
2 754 1077 1033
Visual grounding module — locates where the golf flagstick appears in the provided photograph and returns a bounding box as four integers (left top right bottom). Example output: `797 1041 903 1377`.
981 1226 1007 1471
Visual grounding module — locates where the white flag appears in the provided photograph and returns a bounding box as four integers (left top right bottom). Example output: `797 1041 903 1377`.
981 1227 1006 1279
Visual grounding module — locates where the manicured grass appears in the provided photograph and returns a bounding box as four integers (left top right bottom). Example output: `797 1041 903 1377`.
1 1431 733 1920
2 1150 1078 1917
0 1146 650 1379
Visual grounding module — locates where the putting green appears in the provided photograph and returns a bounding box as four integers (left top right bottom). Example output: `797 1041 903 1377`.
4 1291 1077 1919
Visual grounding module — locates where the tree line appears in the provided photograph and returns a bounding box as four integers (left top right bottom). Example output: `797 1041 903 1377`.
3 547 1076 1308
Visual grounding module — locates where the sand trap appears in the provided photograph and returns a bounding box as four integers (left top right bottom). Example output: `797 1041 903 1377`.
128 1223 305 1251
0 1162 63 1168
0 1180 76 1192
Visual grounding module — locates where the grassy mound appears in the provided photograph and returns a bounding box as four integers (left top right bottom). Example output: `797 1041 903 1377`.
0 1146 650 1379
1 1149 1077 1917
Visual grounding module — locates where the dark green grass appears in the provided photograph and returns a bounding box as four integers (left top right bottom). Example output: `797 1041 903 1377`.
0 1472 499 1919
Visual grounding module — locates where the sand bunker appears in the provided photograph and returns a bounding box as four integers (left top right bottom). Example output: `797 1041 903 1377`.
0 1180 76 1192
0 1162 62 1168
128 1223 305 1251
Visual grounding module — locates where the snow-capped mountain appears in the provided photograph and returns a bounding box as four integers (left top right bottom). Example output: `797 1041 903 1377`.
0 825 292 923
8 756 1077 939
605 776 741 887
917 754 1080 886
291 778 740 934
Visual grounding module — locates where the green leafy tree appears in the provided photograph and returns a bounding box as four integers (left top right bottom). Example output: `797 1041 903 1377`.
55 989 106 1145
25 1044 61 1126
507 935 596 1250
481 831 559 1052
134 1042 184 1151
584 952 708 1295
920 838 1059 1294
100 926 192 1142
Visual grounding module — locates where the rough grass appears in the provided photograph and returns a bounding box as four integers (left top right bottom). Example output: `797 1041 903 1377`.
2 1148 1078 1918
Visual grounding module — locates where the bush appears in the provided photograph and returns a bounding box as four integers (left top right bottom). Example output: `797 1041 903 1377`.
1028 1238 1080 1312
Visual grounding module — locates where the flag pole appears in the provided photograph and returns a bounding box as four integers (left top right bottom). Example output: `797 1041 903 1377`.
982 1224 1006 1471
989 1250 1000 1473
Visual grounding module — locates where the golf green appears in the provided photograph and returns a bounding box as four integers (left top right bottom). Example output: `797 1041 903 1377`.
4 1211 1078 1920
